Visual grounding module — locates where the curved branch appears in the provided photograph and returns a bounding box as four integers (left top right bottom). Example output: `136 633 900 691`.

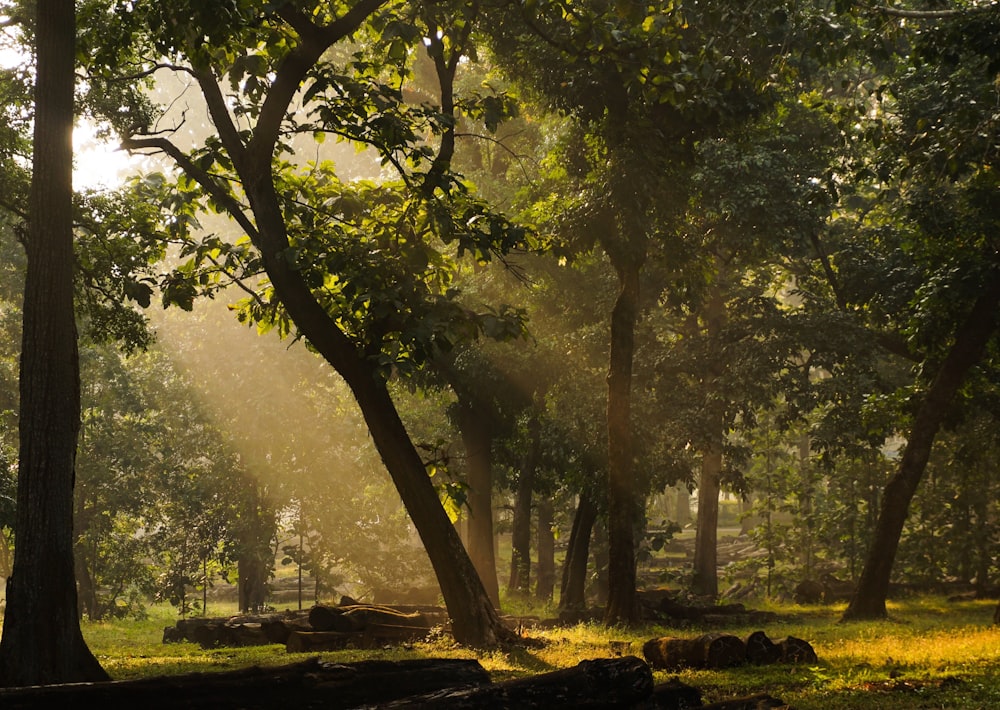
119 135 260 244
251 0 391 163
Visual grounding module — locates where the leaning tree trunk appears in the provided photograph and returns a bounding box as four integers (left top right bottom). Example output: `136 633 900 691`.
167 39 513 646
605 256 643 625
843 272 1000 620
0 0 109 685
456 399 501 609
559 493 598 611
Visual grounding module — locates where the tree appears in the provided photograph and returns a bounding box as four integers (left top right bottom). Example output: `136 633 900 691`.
0 0 109 684
112 0 526 646
488 0 794 622
836 7 1000 620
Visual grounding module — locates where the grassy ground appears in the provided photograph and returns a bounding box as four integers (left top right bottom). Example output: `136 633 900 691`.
80 595 1000 709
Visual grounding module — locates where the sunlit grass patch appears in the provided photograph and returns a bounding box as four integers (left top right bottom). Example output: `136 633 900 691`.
72 596 1000 708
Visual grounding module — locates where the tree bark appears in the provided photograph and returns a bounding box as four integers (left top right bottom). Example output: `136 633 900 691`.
843 271 1000 620
456 399 501 609
237 482 274 614
605 258 642 624
692 280 726 600
535 496 555 602
692 448 722 598
559 493 597 610
508 415 537 597
0 0 108 686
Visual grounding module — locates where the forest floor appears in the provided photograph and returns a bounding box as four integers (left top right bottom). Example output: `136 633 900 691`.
77 594 1000 709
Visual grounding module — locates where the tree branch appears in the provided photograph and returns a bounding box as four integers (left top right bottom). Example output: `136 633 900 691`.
878 2 999 19
251 0 390 163
119 134 260 244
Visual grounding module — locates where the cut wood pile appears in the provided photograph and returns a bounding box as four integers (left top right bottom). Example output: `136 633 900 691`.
162 600 450 651
643 630 817 671
0 655 792 709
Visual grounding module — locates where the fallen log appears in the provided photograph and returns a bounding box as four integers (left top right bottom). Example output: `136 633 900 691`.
744 630 781 665
372 656 653 708
0 657 491 709
778 635 817 664
308 603 432 633
643 633 745 670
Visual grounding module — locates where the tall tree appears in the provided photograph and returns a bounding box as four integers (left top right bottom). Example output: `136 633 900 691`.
835 6 1000 619
113 0 524 646
0 0 109 685
488 0 787 623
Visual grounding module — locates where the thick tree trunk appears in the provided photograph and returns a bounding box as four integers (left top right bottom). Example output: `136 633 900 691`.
0 0 108 685
456 399 501 609
535 496 555 602
605 259 642 624
843 273 1000 620
559 493 597 610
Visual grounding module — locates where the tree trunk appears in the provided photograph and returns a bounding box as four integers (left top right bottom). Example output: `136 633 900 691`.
0 0 108 686
535 496 555 602
605 258 642 624
237 482 274 614
456 399 501 609
559 493 597 610
843 272 1000 620
692 278 726 600
692 449 722 598
508 415 537 597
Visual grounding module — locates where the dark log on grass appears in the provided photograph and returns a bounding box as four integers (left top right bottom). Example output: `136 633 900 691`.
778 635 817 663
699 693 790 709
744 630 781 665
700 633 747 669
643 633 745 670
261 616 313 644
308 603 432 633
286 630 364 652
374 656 652 708
0 657 491 709
642 636 701 670
632 679 703 709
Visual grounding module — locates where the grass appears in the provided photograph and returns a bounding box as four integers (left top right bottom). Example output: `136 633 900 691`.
76 595 1000 708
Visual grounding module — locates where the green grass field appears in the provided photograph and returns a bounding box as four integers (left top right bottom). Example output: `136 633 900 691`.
78 595 1000 709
